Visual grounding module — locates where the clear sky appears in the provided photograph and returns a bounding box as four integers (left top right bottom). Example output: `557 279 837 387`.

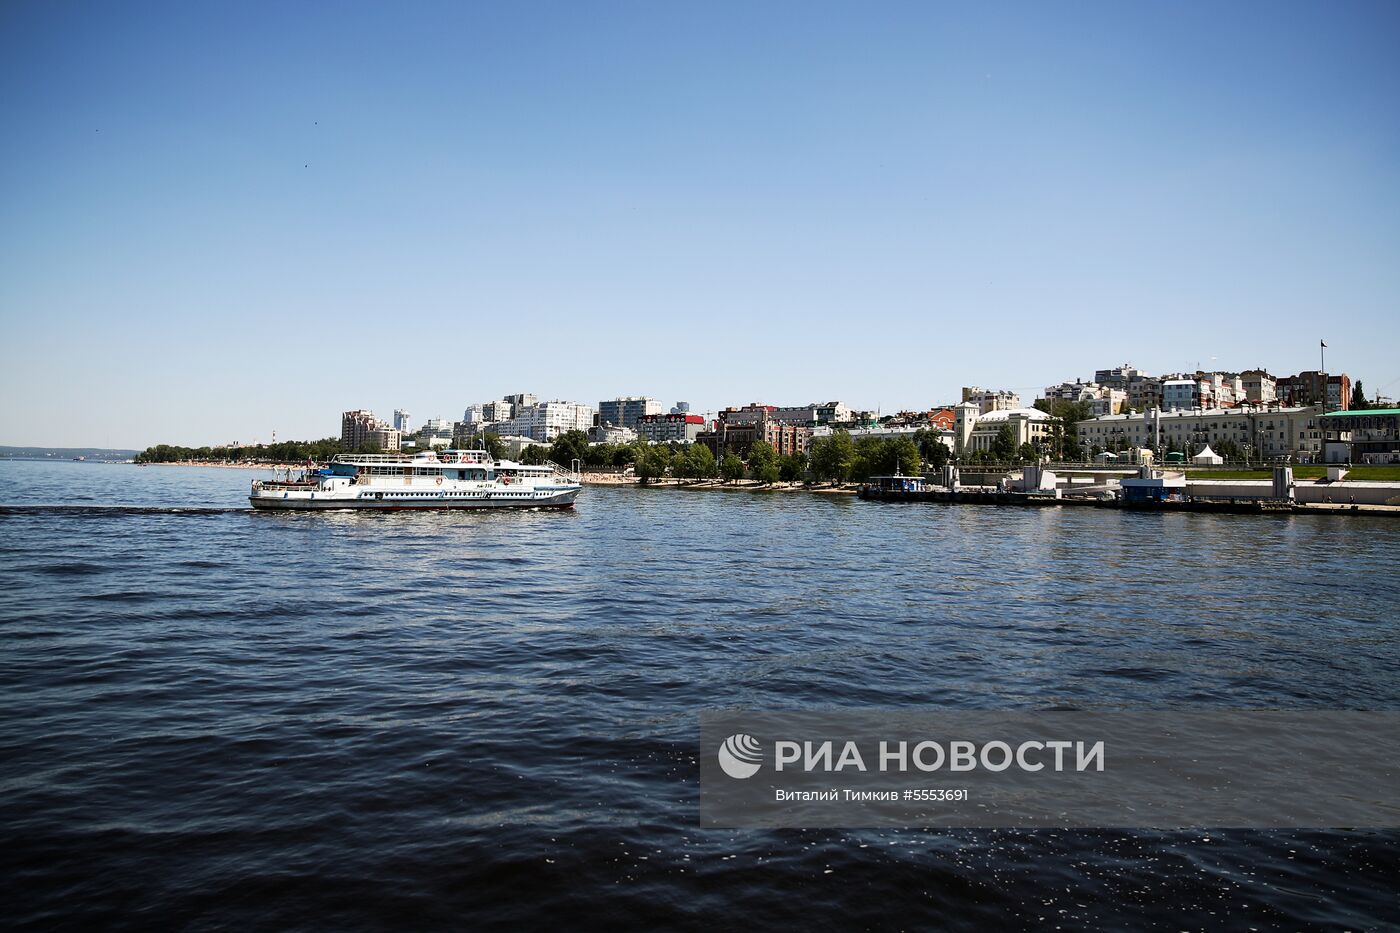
3 1 1398 447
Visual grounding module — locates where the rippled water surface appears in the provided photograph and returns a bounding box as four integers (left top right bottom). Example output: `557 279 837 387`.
2 460 1398 929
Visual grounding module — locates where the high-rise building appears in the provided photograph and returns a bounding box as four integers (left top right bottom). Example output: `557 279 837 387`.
341 410 378 450
498 401 595 442
598 396 663 430
393 409 412 432
503 394 538 417
462 401 511 430
341 410 402 452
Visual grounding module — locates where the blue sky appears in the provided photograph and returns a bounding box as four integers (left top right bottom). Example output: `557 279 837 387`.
2 1 1398 447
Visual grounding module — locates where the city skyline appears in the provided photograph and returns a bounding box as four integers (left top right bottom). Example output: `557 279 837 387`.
1 349 1386 450
4 1 1399 447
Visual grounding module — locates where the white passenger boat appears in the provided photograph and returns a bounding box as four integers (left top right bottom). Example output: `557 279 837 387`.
249 449 582 511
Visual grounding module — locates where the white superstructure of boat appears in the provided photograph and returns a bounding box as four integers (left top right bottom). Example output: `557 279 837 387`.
249 449 581 511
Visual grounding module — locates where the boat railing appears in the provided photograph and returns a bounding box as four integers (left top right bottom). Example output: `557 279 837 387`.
332 453 419 464
548 460 581 483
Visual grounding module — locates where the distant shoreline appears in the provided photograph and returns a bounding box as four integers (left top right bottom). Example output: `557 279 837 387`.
143 461 293 470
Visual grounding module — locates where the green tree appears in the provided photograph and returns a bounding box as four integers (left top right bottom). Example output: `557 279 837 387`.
777 452 806 482
685 443 717 479
1034 399 1089 460
849 436 920 480
1215 438 1243 462
991 424 1017 462
1350 380 1370 410
548 430 589 467
915 429 951 470
672 448 693 479
852 438 877 480
912 429 948 469
135 437 347 464
893 437 921 475
747 441 780 484
635 446 665 483
720 452 746 483
808 430 855 483
1017 442 1039 463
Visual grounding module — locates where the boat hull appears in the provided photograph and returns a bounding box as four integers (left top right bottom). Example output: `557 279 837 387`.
249 489 580 511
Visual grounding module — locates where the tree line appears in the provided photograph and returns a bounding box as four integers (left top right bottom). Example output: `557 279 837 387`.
135 438 346 463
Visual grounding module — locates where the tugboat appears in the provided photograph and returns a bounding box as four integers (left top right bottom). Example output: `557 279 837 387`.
249 449 582 511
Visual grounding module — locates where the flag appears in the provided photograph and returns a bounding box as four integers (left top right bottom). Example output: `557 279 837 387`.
1321 340 1328 348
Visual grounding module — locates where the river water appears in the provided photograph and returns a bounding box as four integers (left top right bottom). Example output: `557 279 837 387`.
2 460 1397 928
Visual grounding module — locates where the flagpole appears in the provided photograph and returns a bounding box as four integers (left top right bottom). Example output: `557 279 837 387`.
1320 339 1328 413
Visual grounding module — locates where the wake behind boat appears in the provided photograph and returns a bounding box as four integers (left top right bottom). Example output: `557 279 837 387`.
249 449 582 511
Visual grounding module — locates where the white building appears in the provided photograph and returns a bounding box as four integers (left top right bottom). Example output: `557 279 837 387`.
954 404 1053 455
462 395 539 433
1242 370 1277 404
962 387 1022 414
499 401 595 443
1044 380 1127 415
1077 405 1324 461
461 403 503 432
493 435 542 458
503 393 538 415
393 409 412 433
589 423 638 445
1161 372 1246 411
1089 389 1127 417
